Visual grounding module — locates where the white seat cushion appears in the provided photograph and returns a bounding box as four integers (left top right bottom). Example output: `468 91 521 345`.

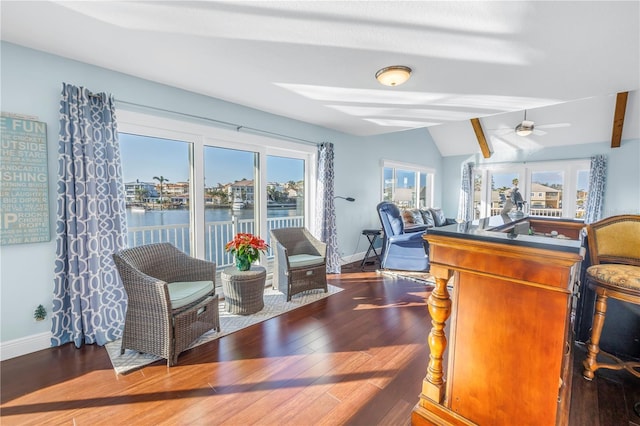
167 280 214 309
289 254 324 268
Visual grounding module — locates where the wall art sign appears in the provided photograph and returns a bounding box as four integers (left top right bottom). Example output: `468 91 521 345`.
1 115 50 245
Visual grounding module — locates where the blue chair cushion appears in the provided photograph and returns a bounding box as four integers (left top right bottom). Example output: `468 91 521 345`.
289 254 325 268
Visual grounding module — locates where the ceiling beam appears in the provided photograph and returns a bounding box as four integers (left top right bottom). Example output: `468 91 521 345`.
611 91 628 148
470 118 491 158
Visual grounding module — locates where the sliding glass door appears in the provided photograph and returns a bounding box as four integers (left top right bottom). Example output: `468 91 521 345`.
119 133 193 253
203 146 258 266
118 110 316 278
265 155 305 258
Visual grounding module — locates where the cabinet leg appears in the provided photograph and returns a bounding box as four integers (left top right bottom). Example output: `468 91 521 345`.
422 271 452 403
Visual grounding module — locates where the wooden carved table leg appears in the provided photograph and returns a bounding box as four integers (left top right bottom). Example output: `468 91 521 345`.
583 289 607 380
422 267 453 404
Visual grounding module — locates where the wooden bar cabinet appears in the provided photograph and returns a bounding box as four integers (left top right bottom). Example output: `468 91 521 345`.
412 216 584 426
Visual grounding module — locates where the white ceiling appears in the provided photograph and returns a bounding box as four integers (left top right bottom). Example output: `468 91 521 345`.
2 1 639 157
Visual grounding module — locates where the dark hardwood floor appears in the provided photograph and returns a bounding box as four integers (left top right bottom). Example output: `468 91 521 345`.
1 264 638 425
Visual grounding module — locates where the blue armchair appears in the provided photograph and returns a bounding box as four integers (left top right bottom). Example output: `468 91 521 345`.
376 201 430 271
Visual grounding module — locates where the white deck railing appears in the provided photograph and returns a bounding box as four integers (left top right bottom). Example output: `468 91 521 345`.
127 215 304 269
489 208 564 217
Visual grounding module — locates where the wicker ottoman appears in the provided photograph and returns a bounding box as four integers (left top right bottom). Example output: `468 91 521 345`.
221 265 266 315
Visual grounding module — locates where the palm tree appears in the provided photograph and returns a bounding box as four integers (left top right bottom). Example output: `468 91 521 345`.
153 175 169 210
135 188 149 204
207 188 228 205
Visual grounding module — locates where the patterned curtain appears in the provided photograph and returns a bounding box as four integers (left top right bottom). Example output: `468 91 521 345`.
457 162 474 222
52 83 128 347
315 142 341 273
584 154 607 224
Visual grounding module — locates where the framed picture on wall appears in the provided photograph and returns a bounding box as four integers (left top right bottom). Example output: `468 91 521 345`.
1 114 50 245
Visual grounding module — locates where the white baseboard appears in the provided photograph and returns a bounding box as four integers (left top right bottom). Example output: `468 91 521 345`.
340 251 365 266
340 250 381 269
1 332 51 361
0 253 371 361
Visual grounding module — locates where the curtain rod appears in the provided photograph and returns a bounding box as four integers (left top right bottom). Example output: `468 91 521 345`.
114 99 319 146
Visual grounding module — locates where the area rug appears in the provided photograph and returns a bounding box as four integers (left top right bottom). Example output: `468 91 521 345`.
377 269 436 286
105 284 343 374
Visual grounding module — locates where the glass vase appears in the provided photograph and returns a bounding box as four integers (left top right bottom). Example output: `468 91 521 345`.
236 255 251 271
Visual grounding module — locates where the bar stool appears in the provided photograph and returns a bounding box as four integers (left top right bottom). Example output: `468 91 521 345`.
582 214 640 380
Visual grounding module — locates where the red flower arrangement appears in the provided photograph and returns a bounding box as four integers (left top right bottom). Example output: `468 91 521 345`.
225 233 269 271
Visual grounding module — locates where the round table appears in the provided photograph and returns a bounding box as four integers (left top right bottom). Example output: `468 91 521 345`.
221 265 266 315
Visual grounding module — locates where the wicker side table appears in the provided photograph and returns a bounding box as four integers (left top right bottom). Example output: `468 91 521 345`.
221 265 266 315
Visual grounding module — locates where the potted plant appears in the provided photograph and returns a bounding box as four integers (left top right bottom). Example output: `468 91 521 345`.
225 232 269 271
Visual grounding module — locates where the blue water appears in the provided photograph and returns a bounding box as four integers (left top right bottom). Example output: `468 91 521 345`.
126 207 301 227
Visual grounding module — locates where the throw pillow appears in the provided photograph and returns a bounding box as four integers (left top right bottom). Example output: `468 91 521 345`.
408 209 424 225
430 208 446 227
401 210 416 225
420 209 436 227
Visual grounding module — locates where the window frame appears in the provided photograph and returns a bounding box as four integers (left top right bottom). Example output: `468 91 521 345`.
117 109 317 260
474 159 590 219
381 159 436 209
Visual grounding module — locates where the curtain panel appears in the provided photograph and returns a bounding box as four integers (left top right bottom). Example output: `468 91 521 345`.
584 155 607 224
52 83 128 347
457 162 474 222
315 142 341 274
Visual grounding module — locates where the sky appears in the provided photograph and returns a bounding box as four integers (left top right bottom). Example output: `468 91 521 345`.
385 165 590 192
119 133 303 185
492 171 589 191
119 133 588 191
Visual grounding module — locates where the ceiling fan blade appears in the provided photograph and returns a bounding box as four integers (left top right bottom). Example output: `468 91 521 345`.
490 128 513 135
533 129 547 136
536 122 571 129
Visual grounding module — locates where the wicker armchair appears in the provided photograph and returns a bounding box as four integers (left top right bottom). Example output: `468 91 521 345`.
112 243 220 366
270 227 328 301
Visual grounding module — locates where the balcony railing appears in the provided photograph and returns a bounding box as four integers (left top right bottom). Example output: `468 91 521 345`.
127 215 304 269
489 207 564 217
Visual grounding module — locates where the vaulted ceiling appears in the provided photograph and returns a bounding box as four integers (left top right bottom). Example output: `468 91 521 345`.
2 1 639 156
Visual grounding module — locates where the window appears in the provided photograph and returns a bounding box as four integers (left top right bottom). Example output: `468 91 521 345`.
119 133 193 254
265 155 305 257
473 170 484 219
475 159 590 219
203 146 258 266
382 160 434 209
117 110 315 275
576 170 590 219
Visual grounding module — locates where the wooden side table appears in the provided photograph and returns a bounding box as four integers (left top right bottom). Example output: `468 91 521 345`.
221 265 266 315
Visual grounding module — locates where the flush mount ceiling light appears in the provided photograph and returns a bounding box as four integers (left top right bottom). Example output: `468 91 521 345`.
375 65 412 86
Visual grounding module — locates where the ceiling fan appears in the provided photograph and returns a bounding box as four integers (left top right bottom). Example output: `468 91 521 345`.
490 110 570 137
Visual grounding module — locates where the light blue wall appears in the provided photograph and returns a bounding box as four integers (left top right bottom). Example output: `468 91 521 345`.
333 128 443 258
5 41 636 355
0 42 443 349
441 141 640 216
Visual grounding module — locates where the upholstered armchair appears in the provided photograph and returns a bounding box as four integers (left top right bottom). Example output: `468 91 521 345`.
377 201 430 271
112 243 220 366
270 227 328 301
581 215 640 380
